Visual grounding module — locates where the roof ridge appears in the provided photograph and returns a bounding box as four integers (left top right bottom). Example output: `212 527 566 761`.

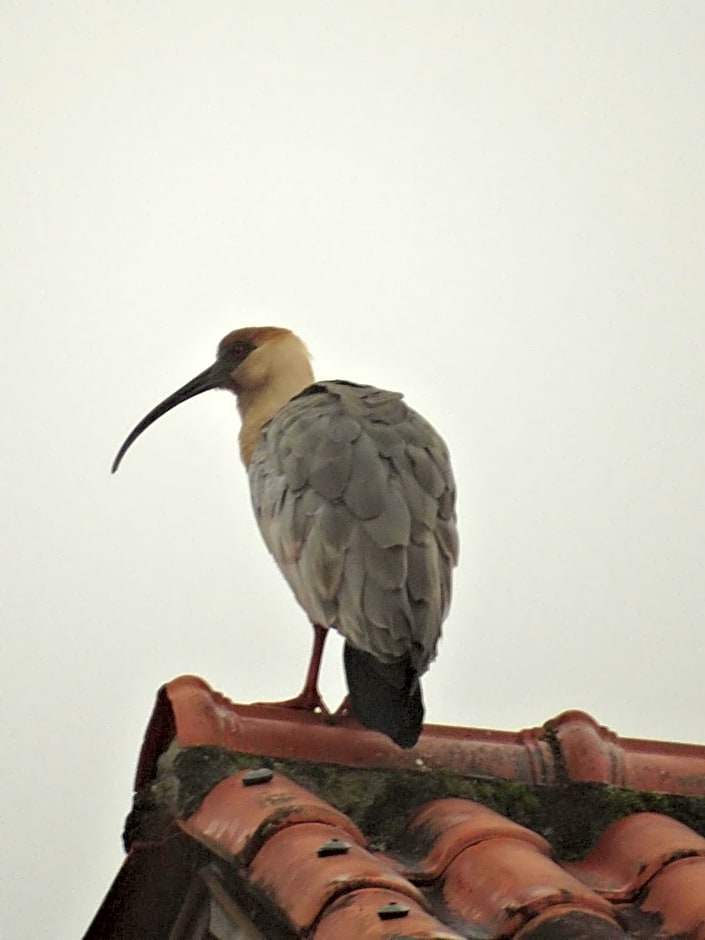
84 677 705 939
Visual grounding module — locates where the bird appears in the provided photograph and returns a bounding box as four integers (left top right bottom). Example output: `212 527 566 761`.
112 327 458 748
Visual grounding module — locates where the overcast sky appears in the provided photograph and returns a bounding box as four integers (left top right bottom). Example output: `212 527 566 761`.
3 3 705 937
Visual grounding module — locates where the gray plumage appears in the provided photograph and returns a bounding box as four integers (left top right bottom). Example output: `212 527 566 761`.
248 381 459 679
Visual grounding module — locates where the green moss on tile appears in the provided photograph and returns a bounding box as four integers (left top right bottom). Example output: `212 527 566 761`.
147 741 705 860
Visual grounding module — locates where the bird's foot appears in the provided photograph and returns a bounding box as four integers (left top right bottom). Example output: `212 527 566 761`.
259 686 331 717
324 695 363 729
330 695 351 720
257 623 332 715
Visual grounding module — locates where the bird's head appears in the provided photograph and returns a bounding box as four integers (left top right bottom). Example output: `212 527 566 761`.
111 326 313 472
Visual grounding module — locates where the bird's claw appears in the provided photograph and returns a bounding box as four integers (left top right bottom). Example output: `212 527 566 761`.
258 687 331 716
322 695 360 727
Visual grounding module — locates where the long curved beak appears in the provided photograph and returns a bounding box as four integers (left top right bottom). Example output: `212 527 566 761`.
111 361 228 473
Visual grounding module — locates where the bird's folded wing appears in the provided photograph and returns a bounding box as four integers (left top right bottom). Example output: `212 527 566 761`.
248 382 458 669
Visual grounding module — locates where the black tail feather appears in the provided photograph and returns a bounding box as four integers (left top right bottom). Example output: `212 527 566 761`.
343 643 424 748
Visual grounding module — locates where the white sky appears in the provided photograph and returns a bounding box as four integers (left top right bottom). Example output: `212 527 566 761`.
3 3 705 936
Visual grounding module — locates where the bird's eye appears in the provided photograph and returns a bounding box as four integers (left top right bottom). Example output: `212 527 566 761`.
217 338 254 365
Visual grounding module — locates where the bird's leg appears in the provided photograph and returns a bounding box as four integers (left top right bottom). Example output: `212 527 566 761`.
262 623 330 714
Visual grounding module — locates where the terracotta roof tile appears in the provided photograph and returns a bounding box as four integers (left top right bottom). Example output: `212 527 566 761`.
566 811 705 899
179 769 364 865
546 709 705 795
312 887 464 939
85 676 705 939
248 821 425 933
514 907 629 939
628 856 705 938
403 798 551 880
440 837 616 934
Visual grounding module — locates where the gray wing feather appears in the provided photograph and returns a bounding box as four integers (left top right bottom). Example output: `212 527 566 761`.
249 382 458 671
363 485 411 548
309 435 353 500
343 431 388 519
363 536 407 589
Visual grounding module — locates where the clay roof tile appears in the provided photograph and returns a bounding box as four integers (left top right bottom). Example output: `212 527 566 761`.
84 676 705 940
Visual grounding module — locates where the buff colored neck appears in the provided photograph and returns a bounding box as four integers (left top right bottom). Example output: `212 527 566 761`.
235 333 314 466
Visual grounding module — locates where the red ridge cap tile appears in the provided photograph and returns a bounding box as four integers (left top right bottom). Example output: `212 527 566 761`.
313 887 465 939
403 798 551 880
566 812 705 900
441 837 615 937
634 855 705 938
135 678 705 798
546 710 705 794
149 676 549 782
179 770 364 865
515 906 628 939
248 821 426 933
